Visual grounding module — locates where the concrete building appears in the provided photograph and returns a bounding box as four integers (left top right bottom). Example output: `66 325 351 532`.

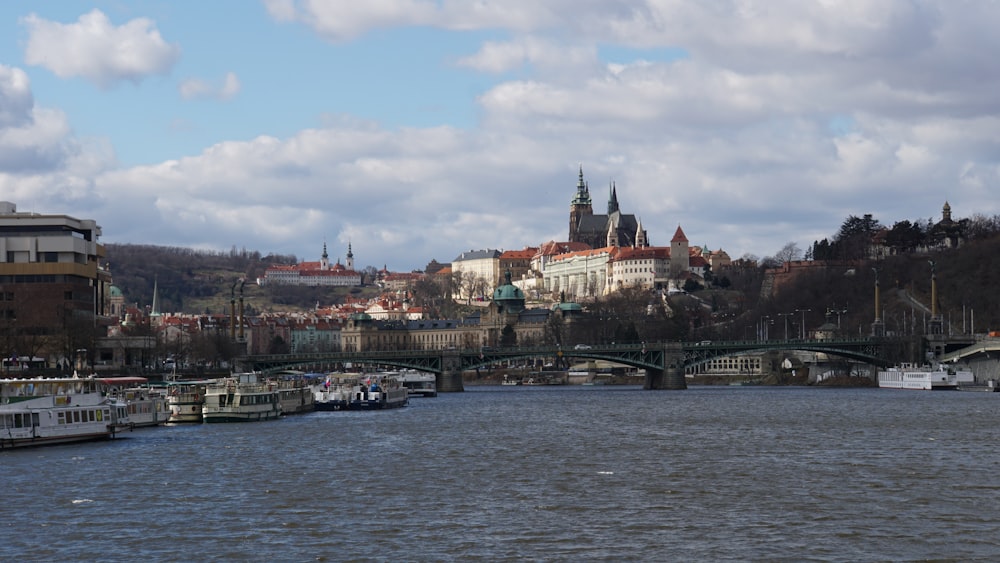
0 201 113 366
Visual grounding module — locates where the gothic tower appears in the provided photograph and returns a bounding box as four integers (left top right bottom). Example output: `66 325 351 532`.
569 165 593 243
670 225 689 278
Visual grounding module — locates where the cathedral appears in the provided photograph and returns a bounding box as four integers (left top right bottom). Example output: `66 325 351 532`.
568 167 647 249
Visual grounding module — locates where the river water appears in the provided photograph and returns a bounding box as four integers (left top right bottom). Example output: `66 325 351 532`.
3 385 1000 561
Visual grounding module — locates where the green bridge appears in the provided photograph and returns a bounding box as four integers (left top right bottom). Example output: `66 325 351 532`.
237 338 890 392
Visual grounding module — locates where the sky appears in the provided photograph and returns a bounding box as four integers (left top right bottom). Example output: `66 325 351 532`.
1 1 998 273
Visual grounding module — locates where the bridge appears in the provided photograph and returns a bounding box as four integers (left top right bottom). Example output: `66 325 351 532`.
237 337 890 392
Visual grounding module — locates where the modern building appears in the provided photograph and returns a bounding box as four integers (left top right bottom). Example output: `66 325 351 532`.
0 201 113 366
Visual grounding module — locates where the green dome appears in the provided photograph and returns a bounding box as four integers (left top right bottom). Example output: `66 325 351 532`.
109 285 124 297
492 270 526 314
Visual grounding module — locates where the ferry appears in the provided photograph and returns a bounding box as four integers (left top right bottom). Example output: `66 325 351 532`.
274 376 316 415
312 375 354 411
397 370 437 398
202 373 281 423
877 363 975 390
348 375 408 410
97 377 170 427
0 377 131 449
165 380 210 423
313 374 408 410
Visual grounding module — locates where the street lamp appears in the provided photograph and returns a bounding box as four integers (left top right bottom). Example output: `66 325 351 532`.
777 313 792 340
795 309 811 339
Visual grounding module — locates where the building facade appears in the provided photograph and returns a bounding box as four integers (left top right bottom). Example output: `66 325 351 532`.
0 201 113 366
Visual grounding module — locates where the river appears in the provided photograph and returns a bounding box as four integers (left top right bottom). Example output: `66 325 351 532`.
3 385 999 561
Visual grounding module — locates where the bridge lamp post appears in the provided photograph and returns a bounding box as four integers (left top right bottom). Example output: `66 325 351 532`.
795 309 811 339
778 313 792 340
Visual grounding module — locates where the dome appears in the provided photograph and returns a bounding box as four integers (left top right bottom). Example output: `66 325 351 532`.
109 285 124 297
492 270 526 314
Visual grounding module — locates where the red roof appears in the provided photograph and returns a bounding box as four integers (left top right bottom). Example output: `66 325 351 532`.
671 225 688 243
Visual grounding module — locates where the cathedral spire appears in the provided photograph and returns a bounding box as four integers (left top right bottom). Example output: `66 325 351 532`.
608 181 620 214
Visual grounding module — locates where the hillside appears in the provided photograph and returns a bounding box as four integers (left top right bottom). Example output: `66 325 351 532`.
105 235 1000 339
104 244 381 314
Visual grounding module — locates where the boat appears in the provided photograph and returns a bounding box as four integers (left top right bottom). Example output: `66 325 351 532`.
312 375 354 411
313 374 408 411
165 380 210 423
348 374 408 410
274 376 316 415
877 363 975 390
97 377 170 427
397 370 437 397
0 377 131 449
202 373 281 423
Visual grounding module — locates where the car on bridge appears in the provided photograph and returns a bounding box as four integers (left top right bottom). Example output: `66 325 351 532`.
574 344 593 350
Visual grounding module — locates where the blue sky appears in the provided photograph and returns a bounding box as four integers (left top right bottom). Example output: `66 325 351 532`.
1 1 998 276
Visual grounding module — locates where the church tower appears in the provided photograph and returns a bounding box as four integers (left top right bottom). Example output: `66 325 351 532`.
569 166 593 243
608 181 620 214
635 218 647 248
346 242 354 271
321 241 330 271
670 225 689 278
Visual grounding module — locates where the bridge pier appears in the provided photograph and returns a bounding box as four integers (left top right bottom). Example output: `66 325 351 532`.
437 371 464 393
644 343 687 390
438 351 464 392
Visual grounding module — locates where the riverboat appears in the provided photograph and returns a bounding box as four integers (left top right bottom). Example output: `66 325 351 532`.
97 377 170 427
0 377 131 449
165 380 210 423
877 363 975 390
397 370 437 397
275 377 315 415
349 375 408 410
313 374 408 410
312 375 354 411
202 373 281 423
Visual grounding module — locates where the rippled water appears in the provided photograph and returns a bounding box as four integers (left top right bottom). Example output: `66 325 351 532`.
3 386 1000 561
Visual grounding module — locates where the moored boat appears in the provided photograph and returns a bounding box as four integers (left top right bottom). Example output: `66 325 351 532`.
348 374 408 410
312 374 407 410
97 376 170 427
0 377 131 449
275 376 315 415
165 380 209 423
202 373 281 423
397 370 437 398
878 363 975 390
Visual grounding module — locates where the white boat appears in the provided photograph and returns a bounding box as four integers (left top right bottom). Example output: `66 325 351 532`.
312 375 355 411
313 374 408 410
878 363 975 390
165 380 209 423
397 371 437 397
274 377 315 415
202 373 281 423
97 377 170 427
0 377 131 449
348 375 408 410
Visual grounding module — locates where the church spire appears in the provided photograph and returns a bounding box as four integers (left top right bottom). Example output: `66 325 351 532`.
345 242 354 271
608 181 620 214
321 240 329 270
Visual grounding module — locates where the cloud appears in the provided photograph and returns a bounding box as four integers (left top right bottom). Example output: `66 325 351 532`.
179 72 242 101
0 65 116 204
11 2 1000 270
21 9 181 89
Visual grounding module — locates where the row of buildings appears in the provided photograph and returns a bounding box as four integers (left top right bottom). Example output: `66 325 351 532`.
260 167 732 302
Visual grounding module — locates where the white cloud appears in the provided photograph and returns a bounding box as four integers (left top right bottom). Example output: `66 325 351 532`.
21 9 181 89
11 2 1000 269
179 72 242 101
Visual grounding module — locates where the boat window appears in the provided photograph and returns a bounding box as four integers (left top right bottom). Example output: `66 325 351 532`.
73 410 81 423
57 412 66 425
88 410 96 422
